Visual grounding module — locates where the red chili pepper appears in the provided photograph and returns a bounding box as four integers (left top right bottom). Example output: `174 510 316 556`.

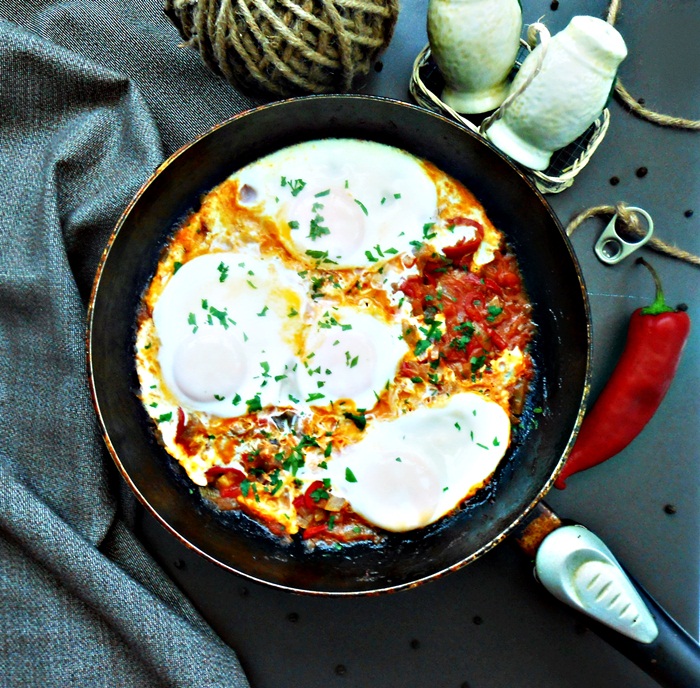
555 259 690 489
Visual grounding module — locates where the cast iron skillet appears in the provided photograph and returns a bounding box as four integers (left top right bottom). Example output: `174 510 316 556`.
88 95 590 595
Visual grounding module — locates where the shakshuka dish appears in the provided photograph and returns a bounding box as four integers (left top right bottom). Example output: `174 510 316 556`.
135 139 536 547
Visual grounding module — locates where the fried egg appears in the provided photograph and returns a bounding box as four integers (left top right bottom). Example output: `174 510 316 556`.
295 305 408 411
152 252 307 416
234 139 440 268
301 392 510 532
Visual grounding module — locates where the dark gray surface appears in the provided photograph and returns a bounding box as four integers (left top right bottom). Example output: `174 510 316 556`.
136 0 699 687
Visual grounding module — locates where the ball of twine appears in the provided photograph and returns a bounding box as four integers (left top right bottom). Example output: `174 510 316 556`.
164 0 399 98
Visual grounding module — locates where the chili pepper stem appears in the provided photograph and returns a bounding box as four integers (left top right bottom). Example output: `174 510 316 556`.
636 257 674 316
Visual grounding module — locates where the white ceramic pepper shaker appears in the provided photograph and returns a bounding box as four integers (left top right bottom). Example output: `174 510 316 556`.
427 0 522 114
485 16 627 171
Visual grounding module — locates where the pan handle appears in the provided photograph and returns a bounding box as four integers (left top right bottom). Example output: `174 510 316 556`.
593 574 700 688
535 524 700 688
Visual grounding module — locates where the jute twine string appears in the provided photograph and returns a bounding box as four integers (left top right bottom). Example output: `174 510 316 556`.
164 0 398 97
607 0 700 130
566 204 700 267
565 0 700 267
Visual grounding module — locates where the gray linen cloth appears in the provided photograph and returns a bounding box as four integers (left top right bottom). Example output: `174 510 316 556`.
0 1 261 685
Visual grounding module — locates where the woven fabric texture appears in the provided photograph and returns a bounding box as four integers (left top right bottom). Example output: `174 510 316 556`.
0 1 257 685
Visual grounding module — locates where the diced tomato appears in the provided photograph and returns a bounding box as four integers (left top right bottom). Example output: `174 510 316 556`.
205 466 245 499
304 480 326 510
400 275 423 301
482 277 503 296
399 360 423 379
445 216 482 232
219 484 242 499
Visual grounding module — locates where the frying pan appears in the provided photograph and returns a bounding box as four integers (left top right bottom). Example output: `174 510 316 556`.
87 94 590 595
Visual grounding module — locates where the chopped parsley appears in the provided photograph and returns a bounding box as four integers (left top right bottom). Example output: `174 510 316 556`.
345 467 358 483
310 485 330 502
281 176 306 196
217 261 229 282
470 355 487 373
343 410 367 431
305 249 337 265
309 214 330 240
209 305 232 329
354 198 369 216
414 317 443 357
282 434 320 475
245 394 262 413
187 312 198 333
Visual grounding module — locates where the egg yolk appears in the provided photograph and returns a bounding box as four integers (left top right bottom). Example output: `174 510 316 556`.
173 330 246 403
307 329 377 401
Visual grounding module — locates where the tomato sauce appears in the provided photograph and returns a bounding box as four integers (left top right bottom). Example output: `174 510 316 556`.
400 239 534 378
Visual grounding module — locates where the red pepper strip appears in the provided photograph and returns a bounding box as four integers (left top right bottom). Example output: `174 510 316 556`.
175 407 186 437
302 523 328 540
555 259 690 489
204 466 245 479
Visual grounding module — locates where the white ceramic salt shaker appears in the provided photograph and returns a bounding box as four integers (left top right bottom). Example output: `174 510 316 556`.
427 0 522 114
485 16 627 171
